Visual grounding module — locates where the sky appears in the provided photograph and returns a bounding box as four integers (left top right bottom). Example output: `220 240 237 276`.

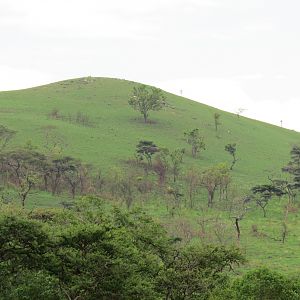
1 0 300 130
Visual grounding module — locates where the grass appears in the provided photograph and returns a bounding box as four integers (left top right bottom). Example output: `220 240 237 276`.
1 76 300 273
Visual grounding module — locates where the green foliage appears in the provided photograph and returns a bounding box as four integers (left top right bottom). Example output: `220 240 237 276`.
232 268 300 300
225 143 237 170
251 184 285 217
136 140 159 167
200 164 230 207
0 201 244 299
1 78 300 275
184 128 206 158
158 245 244 299
283 145 300 190
129 85 166 123
170 148 185 182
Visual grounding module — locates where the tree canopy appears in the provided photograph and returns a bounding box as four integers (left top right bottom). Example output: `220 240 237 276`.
128 85 166 123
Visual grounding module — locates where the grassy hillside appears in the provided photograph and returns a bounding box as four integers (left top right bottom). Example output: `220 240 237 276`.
0 77 298 186
1 77 300 274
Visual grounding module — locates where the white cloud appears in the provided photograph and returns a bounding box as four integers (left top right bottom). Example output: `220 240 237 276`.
244 22 274 32
0 66 55 91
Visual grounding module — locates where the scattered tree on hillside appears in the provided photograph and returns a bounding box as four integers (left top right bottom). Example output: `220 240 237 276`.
200 164 230 208
42 126 67 156
282 145 300 193
184 128 205 158
167 184 184 216
119 175 136 209
128 85 166 123
153 148 169 185
251 184 285 217
63 159 82 198
0 150 47 207
184 168 200 208
213 112 221 133
200 166 222 207
48 156 78 196
229 195 252 241
218 163 231 200
269 178 295 206
136 140 159 168
169 148 185 182
225 143 237 170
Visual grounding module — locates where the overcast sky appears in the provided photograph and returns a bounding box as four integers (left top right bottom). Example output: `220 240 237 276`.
1 0 300 130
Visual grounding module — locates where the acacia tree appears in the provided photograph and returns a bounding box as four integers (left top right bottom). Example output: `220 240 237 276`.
63 159 82 198
251 184 284 217
128 85 166 123
48 156 77 195
1 150 46 207
282 145 300 193
136 140 159 168
184 129 205 158
225 143 237 170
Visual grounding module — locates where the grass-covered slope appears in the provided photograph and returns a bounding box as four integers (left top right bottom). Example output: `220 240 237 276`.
1 77 300 274
0 77 298 188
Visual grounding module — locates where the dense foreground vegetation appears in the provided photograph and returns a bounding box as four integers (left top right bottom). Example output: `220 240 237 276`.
1 198 300 300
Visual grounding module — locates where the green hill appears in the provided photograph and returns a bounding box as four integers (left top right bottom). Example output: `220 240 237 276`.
1 77 300 274
0 77 298 185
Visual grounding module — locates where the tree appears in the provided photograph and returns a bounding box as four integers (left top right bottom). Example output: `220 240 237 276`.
166 184 184 216
136 140 159 168
169 148 185 182
282 145 300 192
48 156 77 195
200 164 229 207
63 159 82 198
153 148 169 185
158 245 244 300
225 143 237 170
42 125 67 156
251 184 284 217
229 195 251 242
128 85 166 123
184 168 200 208
0 215 53 292
184 128 206 158
0 150 46 207
233 268 300 300
214 112 221 132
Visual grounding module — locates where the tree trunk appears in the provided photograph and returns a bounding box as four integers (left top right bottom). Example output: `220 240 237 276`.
143 112 148 123
262 206 266 217
234 218 241 241
208 190 214 207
